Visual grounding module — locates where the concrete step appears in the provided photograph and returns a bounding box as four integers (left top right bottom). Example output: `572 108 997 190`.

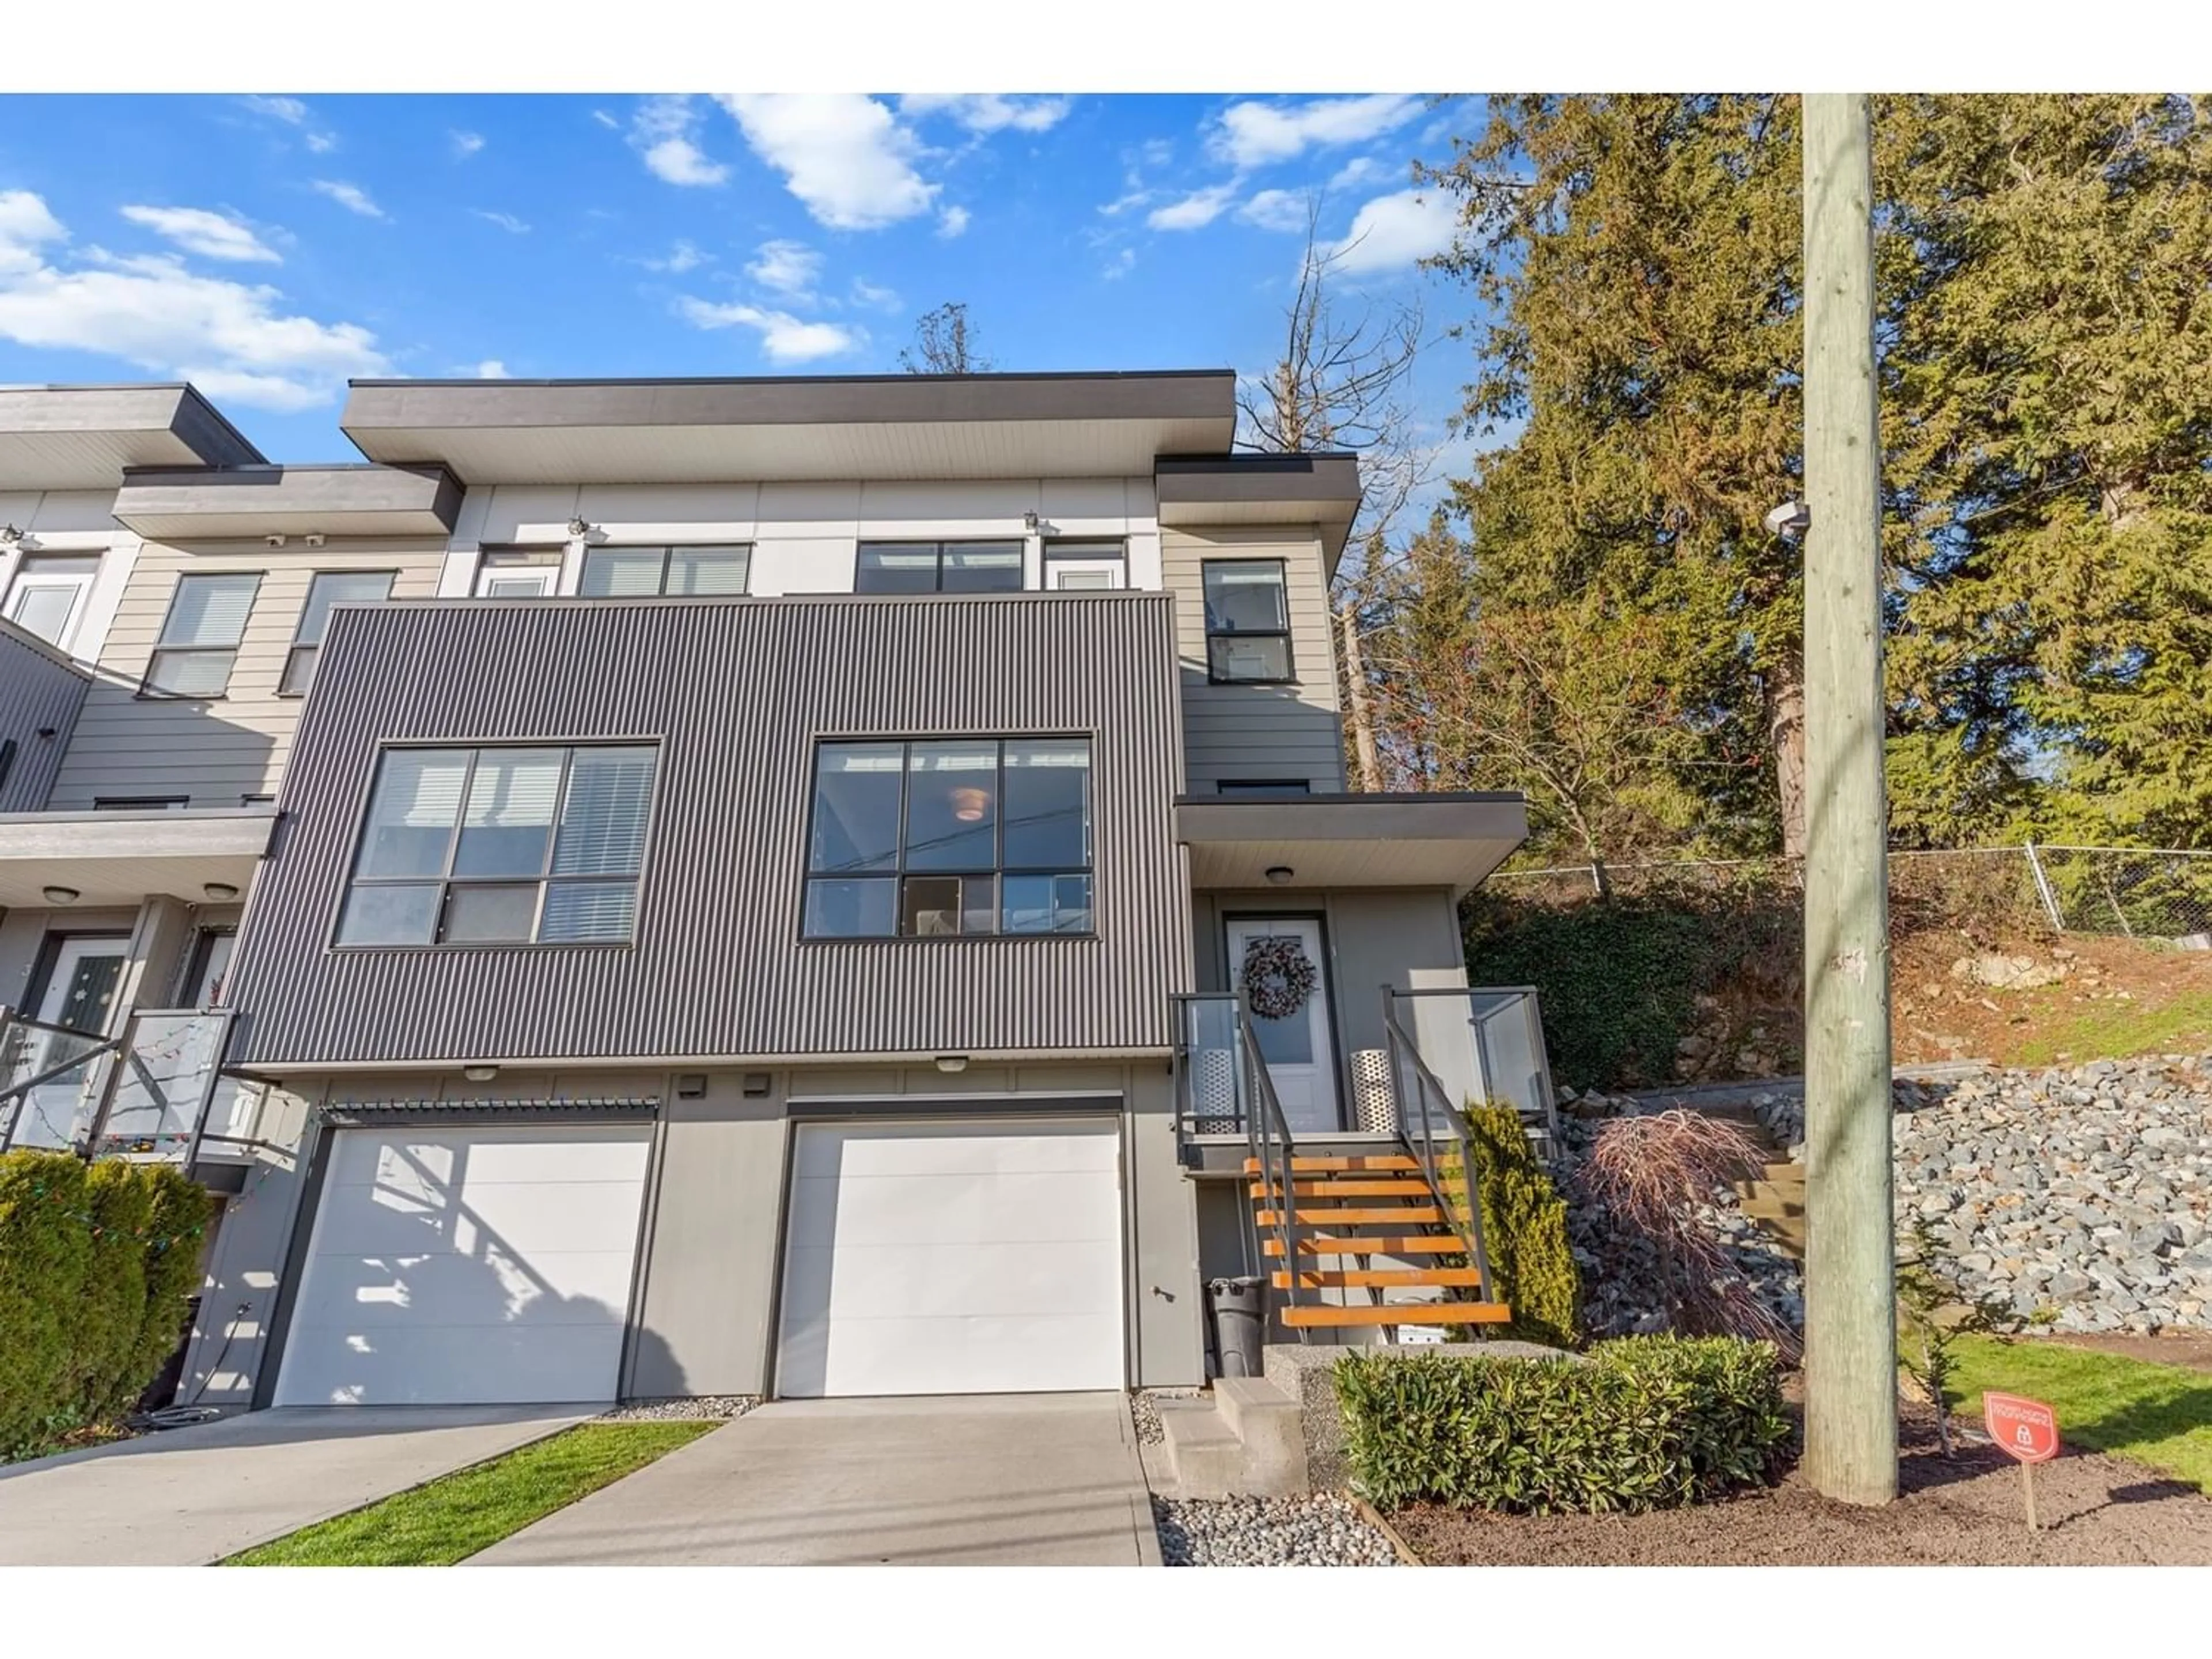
1156 1383 1312 1500
1155 1398 1244 1501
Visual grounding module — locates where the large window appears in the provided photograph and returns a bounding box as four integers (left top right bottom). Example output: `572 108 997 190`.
804 737 1093 938
143 572 260 698
1202 560 1293 683
5 555 101 650
581 544 751 597
336 744 659 947
281 570 396 696
855 540 1024 594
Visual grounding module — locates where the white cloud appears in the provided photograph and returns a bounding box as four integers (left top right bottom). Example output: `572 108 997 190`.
676 296 860 363
0 189 388 411
745 238 820 300
474 359 509 378
241 94 338 154
1209 94 1424 170
312 180 386 219
474 210 530 234
631 96 730 187
1103 248 1137 281
899 94 1072 134
717 94 935 230
1147 184 1237 232
450 130 486 159
1329 188 1459 274
1236 189 1311 233
119 205 282 264
591 109 620 130
1097 189 1152 218
850 278 901 312
936 204 970 239
1330 154 1391 192
640 238 709 274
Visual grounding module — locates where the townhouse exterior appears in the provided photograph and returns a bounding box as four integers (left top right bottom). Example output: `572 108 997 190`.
0 370 1552 1412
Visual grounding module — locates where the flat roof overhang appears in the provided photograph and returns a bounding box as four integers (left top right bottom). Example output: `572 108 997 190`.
1156 453 1363 573
112 463 464 540
0 384 265 490
340 370 1239 484
0 808 275 908
1175 792 1528 897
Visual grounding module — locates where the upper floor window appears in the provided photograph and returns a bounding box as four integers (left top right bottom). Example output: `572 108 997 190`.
855 540 1023 595
1202 559 1293 684
582 544 751 597
4 555 100 650
95 796 189 811
282 570 396 696
336 743 659 948
1044 540 1127 592
1216 779 1312 797
476 550 560 598
143 572 260 699
804 737 1093 939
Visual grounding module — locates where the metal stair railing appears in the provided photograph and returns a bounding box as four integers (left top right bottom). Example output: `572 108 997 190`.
1233 998 1305 1331
1381 1001 1498 1307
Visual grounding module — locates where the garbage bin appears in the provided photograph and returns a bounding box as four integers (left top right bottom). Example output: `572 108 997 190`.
1207 1275 1265 1378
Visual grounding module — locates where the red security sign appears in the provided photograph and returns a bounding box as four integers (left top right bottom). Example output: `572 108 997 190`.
1984 1392 2060 1464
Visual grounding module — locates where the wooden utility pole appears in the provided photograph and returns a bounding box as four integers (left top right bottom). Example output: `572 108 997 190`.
1800 92 1897 1506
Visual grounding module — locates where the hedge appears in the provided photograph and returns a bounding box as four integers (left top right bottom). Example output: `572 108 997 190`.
1334 1335 1791 1513
0 1150 214 1459
1460 1104 1580 1350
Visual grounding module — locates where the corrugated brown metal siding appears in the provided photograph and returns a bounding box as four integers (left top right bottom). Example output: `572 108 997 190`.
0 623 90 811
227 593 1190 1066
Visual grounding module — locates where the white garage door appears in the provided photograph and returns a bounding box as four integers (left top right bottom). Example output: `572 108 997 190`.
776 1119 1125 1398
275 1123 653 1407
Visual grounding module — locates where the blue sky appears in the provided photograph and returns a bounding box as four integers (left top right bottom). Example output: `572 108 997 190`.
0 93 1487 488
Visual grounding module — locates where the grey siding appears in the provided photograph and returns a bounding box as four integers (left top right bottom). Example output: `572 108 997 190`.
45 538 450 809
228 593 1191 1067
1161 524 1346 792
0 622 90 810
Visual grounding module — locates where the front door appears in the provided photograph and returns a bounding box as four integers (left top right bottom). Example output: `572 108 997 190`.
1225 916 1340 1132
8 936 128 1148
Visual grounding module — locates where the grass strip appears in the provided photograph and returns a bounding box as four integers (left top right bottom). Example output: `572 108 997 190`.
223 1419 717 1566
1946 1335 2212 1495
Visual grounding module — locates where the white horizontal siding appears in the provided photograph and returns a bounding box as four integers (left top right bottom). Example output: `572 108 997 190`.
46 539 450 809
1161 525 1345 792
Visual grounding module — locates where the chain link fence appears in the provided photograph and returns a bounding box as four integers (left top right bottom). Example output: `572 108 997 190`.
1484 844 2212 944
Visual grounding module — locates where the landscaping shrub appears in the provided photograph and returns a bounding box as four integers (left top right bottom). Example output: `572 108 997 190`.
0 1150 214 1459
1460 1104 1580 1349
1334 1335 1791 1513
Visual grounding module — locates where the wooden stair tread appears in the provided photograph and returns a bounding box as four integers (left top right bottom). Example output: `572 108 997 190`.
1262 1235 1465 1256
1282 1302 1513 1328
1253 1206 1446 1226
1273 1267 1488 1289
1247 1179 1437 1198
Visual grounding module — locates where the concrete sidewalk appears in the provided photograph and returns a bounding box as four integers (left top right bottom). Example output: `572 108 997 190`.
473 1393 1160 1566
0 1405 586 1566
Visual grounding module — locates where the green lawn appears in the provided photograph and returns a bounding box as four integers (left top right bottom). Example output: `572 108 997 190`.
1944 1335 2212 1494
222 1420 716 1566
2009 984 2212 1066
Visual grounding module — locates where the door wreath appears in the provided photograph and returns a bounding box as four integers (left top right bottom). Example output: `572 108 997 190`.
1239 934 1317 1021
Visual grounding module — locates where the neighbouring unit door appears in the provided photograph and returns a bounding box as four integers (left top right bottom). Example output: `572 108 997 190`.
274 1123 653 1407
1225 916 1341 1133
5 936 130 1150
775 1119 1125 1398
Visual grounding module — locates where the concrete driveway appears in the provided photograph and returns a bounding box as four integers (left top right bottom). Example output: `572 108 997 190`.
0 1406 586 1566
473 1393 1160 1566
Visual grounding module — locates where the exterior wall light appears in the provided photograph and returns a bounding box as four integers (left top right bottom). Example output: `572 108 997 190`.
567 516 592 538
934 1055 969 1073
1022 510 1040 532
42 885 79 905
1264 866 1295 885
462 1064 499 1082
203 882 240 902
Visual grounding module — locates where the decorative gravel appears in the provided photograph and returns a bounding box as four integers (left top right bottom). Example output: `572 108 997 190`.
1153 1493 1402 1566
599 1395 757 1421
1130 1388 1200 1446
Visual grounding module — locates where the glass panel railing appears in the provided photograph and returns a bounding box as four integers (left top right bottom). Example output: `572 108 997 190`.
91 1012 235 1160
1386 986 1560 1150
1175 993 1251 1137
0 1016 113 1153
